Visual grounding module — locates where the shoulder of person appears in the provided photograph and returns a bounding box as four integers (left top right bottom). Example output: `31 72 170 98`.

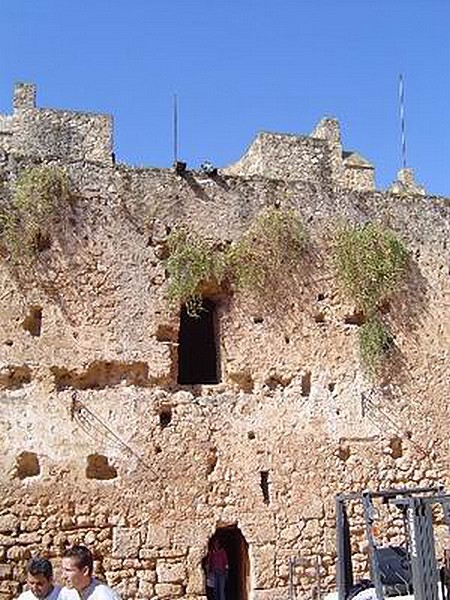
50 585 64 600
17 591 34 600
91 582 120 600
58 586 78 600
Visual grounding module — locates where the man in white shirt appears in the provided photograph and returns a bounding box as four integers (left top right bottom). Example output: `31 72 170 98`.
60 545 120 600
17 557 62 600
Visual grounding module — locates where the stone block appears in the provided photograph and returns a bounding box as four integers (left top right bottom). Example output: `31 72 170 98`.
251 544 275 589
240 515 276 544
0 565 12 580
146 524 171 548
156 560 186 584
252 587 289 600
112 527 141 559
138 579 154 596
154 583 184 597
0 515 18 533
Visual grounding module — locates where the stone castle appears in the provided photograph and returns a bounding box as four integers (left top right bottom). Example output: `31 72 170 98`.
0 83 448 600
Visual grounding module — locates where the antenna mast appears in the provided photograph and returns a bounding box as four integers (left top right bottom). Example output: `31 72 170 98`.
399 74 407 169
173 93 178 165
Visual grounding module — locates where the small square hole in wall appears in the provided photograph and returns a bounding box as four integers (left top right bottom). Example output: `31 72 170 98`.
344 312 365 326
22 306 43 337
86 454 117 480
159 407 172 428
16 451 40 480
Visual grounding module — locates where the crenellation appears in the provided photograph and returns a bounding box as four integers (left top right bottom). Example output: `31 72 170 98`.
1 83 113 165
12 83 36 111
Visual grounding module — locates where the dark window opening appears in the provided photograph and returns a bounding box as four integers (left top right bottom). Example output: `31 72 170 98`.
22 306 43 337
159 407 172 428
260 471 270 505
301 371 311 396
178 299 220 384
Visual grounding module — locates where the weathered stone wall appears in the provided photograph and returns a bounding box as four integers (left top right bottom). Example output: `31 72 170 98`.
0 84 449 600
0 84 113 165
223 132 333 186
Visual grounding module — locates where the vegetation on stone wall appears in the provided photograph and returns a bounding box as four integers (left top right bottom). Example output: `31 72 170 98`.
358 315 395 377
334 222 408 376
226 206 307 292
0 166 70 262
166 227 225 316
165 206 307 316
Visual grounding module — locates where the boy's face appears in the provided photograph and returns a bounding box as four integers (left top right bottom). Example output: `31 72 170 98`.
27 573 53 599
61 557 90 591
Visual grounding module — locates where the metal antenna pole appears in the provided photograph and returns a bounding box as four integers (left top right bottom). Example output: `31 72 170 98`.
173 93 178 165
399 74 407 169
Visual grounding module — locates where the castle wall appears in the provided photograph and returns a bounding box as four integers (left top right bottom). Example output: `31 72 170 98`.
0 85 448 600
223 132 333 185
0 84 113 165
9 108 113 165
343 164 375 191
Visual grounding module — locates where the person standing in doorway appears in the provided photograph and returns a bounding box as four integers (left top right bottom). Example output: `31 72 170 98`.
207 538 229 600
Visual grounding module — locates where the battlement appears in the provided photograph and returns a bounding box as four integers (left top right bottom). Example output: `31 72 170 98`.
224 117 376 191
0 82 113 164
0 83 428 195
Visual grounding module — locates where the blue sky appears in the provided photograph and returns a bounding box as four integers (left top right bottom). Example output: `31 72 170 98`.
0 1 449 195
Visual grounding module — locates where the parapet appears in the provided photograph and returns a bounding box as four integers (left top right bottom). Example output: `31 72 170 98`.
0 83 113 165
388 168 426 196
223 117 375 192
0 84 428 196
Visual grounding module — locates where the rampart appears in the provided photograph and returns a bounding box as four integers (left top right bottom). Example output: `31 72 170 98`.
0 84 448 600
0 83 113 164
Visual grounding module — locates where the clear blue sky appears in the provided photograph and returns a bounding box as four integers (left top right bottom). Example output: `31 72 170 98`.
1 1 449 196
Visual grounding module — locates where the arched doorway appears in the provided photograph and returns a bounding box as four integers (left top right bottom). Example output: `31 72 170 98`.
207 525 249 600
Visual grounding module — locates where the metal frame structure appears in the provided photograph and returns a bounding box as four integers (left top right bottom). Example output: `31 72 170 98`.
336 487 450 600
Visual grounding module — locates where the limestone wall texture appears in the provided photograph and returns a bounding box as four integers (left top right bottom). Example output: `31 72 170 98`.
0 84 449 600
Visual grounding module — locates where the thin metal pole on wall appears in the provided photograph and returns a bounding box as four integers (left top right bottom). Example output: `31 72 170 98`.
173 93 178 165
399 74 407 169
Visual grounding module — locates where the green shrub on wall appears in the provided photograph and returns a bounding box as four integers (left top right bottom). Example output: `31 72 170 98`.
165 227 225 316
334 222 408 377
0 166 70 261
335 222 408 313
358 315 395 377
165 206 307 316
226 206 307 292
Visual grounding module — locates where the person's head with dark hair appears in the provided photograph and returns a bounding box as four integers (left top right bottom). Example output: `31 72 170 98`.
62 545 93 592
25 557 54 599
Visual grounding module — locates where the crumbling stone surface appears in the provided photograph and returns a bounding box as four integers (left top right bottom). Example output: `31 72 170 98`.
0 84 448 599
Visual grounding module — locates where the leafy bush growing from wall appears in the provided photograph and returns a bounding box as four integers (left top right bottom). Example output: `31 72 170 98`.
165 206 307 316
358 315 395 377
166 227 225 316
226 206 307 292
335 222 408 376
0 166 70 262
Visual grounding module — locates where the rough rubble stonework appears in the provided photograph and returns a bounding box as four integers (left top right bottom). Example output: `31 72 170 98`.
0 83 449 600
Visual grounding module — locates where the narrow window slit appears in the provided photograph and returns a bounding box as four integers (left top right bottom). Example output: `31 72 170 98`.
260 471 270 505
